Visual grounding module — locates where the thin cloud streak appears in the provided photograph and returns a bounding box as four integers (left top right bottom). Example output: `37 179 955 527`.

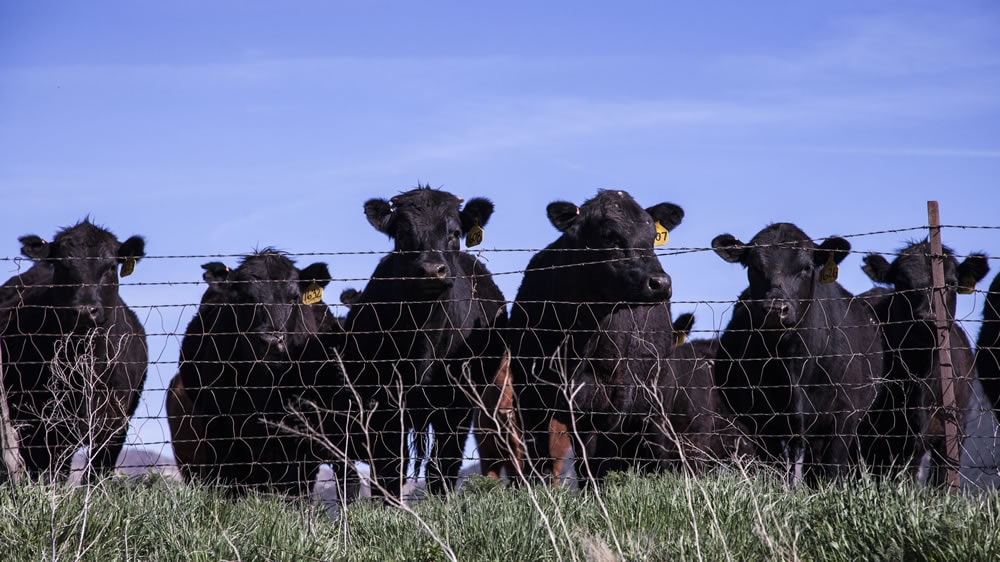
718 13 1000 80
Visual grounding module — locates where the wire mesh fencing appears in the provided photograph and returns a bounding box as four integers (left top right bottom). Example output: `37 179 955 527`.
2 221 999 505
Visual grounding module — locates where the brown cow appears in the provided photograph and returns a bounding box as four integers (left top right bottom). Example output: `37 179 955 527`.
476 353 572 484
165 372 206 483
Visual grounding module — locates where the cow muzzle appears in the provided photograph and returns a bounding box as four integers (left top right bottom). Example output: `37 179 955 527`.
646 273 672 301
416 260 453 293
764 300 793 327
259 332 288 354
72 304 104 330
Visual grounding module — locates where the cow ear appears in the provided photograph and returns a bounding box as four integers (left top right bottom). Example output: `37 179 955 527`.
671 312 695 346
201 262 231 285
546 201 580 232
19 235 50 260
814 237 851 267
862 254 892 284
340 287 362 307
711 234 747 264
300 262 332 289
672 312 695 334
363 198 395 235
460 197 494 233
118 235 146 263
957 253 990 292
646 203 684 232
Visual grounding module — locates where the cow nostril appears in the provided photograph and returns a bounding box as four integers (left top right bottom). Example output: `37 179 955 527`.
648 275 672 299
436 265 448 278
77 305 100 319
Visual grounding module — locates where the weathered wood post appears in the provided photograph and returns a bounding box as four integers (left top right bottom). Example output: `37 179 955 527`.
1 338 27 484
927 200 961 490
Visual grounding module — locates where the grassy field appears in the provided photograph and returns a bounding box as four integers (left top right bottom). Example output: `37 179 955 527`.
1 469 998 561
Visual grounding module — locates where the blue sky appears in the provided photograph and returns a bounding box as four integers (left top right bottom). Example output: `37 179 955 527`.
2 1 998 458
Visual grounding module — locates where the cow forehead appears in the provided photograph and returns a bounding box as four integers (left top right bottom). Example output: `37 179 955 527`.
51 222 120 258
581 190 647 224
892 243 957 283
746 225 814 267
236 252 299 280
391 188 462 212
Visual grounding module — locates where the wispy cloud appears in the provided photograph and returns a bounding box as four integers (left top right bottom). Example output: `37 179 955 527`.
718 13 1000 79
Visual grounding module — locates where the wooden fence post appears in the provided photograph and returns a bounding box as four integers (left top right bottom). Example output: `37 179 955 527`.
927 200 961 490
1 338 27 484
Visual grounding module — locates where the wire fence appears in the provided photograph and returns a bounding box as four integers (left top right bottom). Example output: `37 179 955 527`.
2 220 999 504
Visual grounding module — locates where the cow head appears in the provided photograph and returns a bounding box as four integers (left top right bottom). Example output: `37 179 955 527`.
862 241 989 334
713 223 849 328
547 190 683 302
19 219 145 332
363 185 493 295
201 250 331 357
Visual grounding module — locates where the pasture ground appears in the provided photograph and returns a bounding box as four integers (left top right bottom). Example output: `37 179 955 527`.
1 469 997 561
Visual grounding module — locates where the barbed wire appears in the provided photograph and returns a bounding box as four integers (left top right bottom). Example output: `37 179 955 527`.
2 223 998 497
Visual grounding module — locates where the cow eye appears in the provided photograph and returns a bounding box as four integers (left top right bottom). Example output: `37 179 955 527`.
601 230 621 248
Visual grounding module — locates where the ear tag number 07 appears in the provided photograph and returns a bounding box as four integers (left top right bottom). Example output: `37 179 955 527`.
654 221 669 247
302 282 323 305
466 225 484 248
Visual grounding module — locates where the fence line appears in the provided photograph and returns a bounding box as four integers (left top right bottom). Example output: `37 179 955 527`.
1 220 998 496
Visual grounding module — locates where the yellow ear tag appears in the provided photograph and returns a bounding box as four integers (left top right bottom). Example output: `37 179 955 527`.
958 275 976 295
120 257 136 277
466 225 484 248
819 253 839 284
673 332 687 347
654 221 669 247
302 282 323 305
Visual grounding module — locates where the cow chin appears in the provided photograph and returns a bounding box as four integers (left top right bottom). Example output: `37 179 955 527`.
416 278 453 297
65 312 101 334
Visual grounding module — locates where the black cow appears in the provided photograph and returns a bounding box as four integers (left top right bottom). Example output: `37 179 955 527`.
978 273 1000 423
712 223 883 484
0 219 147 482
508 190 742 486
860 242 989 483
337 186 507 499
174 251 339 496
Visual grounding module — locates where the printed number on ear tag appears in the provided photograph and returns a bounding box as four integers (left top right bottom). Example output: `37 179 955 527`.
654 221 669 247
120 257 136 277
819 254 839 284
302 282 323 305
466 225 484 248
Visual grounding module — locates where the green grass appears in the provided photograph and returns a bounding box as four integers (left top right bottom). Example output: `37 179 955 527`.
1 470 997 561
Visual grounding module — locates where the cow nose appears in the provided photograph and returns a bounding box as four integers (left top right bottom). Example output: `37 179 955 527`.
421 262 450 280
767 301 791 320
647 273 672 300
77 305 101 322
261 332 287 352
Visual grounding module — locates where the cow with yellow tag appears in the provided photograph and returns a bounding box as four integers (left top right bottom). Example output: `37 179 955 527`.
859 241 989 484
172 249 340 496
507 189 749 486
712 222 884 485
1 219 148 482
337 185 508 500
